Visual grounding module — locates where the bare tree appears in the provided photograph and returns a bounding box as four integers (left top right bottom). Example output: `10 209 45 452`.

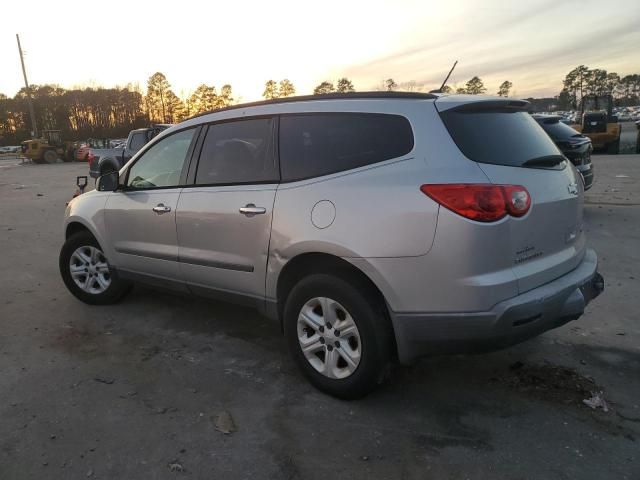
263 80 279 99
278 79 296 97
336 78 355 93
497 80 513 97
313 81 335 95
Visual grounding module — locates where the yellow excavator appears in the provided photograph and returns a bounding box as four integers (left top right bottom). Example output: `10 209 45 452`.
21 130 76 164
571 95 621 154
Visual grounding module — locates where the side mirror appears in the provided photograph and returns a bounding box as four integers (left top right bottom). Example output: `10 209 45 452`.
97 171 119 192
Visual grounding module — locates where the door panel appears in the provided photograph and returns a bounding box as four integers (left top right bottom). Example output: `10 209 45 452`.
105 190 182 281
102 127 198 284
176 186 277 298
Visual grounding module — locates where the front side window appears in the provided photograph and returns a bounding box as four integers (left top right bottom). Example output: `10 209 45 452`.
279 113 414 182
126 128 195 189
195 118 277 185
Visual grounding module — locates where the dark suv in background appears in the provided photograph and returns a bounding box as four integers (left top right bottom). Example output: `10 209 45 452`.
532 114 594 190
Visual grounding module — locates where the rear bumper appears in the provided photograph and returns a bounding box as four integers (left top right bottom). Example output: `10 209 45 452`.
577 164 594 190
390 249 603 364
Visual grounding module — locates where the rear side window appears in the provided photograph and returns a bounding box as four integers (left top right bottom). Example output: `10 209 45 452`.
195 118 277 185
279 113 414 181
440 109 560 167
129 132 146 152
537 119 582 141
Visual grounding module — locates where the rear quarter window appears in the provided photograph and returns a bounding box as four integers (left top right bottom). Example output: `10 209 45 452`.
279 113 414 181
439 109 560 167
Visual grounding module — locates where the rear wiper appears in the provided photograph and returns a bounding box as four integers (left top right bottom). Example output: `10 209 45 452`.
521 155 566 168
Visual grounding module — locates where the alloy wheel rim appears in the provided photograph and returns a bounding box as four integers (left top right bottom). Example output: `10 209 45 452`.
297 297 362 379
69 246 111 294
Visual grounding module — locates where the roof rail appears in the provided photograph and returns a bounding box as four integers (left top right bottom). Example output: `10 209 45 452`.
189 91 437 120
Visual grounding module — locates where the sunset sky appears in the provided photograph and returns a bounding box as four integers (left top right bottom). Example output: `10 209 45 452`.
1 0 639 101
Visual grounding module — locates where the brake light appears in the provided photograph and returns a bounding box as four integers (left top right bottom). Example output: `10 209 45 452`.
420 184 531 222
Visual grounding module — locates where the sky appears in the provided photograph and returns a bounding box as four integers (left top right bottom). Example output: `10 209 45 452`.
1 0 639 101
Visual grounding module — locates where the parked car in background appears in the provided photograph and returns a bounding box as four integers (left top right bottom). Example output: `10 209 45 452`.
0 146 21 154
61 93 603 398
89 125 171 178
75 144 92 161
533 114 594 190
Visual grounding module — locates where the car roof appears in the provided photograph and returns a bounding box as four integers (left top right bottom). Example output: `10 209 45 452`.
189 91 438 120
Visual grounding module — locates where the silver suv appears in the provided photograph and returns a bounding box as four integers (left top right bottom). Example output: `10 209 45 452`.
60 92 604 398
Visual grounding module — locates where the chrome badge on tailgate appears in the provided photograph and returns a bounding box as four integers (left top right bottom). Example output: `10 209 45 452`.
568 183 579 195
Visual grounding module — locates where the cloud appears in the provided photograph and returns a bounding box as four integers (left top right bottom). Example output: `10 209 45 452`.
344 6 640 96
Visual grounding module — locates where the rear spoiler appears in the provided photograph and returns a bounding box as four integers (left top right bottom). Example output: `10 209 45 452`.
435 95 530 113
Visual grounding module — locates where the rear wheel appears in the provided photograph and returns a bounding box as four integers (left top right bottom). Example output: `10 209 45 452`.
607 139 620 155
283 273 392 399
59 231 132 305
43 149 58 163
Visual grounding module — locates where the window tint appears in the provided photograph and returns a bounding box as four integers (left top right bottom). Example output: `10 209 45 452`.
129 132 146 152
127 128 195 189
279 113 413 181
536 118 582 141
195 118 277 185
440 109 560 167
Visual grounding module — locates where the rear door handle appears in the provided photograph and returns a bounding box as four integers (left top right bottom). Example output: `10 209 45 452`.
152 203 171 214
239 204 266 216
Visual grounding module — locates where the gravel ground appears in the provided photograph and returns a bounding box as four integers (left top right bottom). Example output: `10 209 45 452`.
0 157 638 479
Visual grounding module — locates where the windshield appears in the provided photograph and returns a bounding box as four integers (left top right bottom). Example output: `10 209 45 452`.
439 109 561 167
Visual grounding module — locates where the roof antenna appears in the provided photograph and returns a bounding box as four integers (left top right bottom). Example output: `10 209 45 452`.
430 60 458 93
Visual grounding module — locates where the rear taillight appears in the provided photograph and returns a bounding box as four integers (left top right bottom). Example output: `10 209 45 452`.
420 184 531 222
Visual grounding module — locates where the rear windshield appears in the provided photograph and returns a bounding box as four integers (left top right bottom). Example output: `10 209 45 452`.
536 118 582 141
439 109 560 167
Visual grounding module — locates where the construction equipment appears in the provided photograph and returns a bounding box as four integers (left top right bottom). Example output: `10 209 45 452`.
571 94 621 154
20 130 76 164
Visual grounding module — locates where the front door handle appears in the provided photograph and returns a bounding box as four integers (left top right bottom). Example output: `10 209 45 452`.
239 204 266 216
152 203 171 214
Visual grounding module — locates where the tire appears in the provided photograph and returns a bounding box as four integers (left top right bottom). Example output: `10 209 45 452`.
607 139 620 155
283 273 392 399
43 149 58 163
59 231 132 305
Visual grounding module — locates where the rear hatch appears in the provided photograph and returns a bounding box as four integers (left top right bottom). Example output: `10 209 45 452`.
436 97 586 293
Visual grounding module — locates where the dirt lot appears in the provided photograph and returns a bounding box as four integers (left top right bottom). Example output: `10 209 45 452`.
1 156 639 479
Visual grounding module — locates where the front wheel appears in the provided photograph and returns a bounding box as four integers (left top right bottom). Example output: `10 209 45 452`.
59 231 132 305
283 274 392 399
43 149 58 163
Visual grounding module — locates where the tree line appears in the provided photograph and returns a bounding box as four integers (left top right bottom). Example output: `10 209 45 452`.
0 72 235 145
2 66 639 145
558 65 640 109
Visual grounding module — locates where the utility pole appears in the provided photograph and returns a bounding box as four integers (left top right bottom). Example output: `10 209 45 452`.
16 34 38 138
